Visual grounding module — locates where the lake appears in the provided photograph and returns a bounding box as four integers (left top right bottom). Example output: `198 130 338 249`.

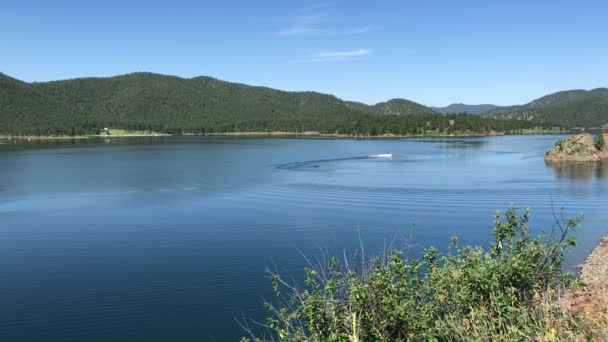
0 135 607 341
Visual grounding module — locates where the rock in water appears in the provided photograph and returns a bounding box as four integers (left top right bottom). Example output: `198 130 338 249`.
545 133 608 162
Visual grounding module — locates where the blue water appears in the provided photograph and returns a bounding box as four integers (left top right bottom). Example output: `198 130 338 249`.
0 135 606 341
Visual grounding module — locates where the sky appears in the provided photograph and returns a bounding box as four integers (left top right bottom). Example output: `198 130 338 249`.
1 0 607 106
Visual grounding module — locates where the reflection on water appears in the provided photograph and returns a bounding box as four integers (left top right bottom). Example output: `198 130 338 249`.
546 160 608 181
419 139 489 149
0 135 254 152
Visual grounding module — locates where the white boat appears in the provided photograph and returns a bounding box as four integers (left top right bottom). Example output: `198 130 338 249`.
370 153 393 158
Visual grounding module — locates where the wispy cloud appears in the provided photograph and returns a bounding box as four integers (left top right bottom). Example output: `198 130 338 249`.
335 26 372 35
289 49 373 63
272 6 375 64
274 13 327 36
274 11 370 37
314 49 372 58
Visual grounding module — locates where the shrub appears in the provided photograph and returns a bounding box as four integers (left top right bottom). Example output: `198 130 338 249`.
240 206 604 341
595 133 606 151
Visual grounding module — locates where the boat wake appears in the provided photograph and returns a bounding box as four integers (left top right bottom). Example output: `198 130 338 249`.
369 153 393 159
276 154 397 171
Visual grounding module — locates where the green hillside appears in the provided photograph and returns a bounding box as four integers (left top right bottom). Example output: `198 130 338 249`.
372 98 436 116
485 88 608 128
431 103 498 114
1 72 546 136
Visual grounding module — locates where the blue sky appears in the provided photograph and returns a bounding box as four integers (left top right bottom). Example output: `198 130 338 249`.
1 0 607 106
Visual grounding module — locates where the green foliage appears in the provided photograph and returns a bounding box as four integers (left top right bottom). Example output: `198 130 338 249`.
595 133 606 151
1 72 550 136
242 206 596 341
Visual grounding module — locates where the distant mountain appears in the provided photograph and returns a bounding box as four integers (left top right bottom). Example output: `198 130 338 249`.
484 88 608 128
0 72 545 136
431 103 498 115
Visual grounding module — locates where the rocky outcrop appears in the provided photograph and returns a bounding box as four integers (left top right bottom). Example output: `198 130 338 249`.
545 133 608 162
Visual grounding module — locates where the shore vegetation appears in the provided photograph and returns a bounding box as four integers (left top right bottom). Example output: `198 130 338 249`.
241 206 608 341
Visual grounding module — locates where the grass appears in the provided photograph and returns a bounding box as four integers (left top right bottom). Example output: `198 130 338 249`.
98 129 166 136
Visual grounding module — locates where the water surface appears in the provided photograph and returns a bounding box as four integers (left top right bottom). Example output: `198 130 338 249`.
0 135 606 341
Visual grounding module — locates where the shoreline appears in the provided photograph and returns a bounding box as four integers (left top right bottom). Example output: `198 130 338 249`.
565 235 608 328
579 235 608 288
0 133 170 140
0 129 566 140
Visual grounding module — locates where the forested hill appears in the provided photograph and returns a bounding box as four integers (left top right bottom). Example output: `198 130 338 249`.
431 103 498 115
372 99 436 116
1 72 546 136
484 88 608 128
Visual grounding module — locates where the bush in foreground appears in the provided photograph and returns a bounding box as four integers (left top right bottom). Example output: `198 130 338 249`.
241 206 608 341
